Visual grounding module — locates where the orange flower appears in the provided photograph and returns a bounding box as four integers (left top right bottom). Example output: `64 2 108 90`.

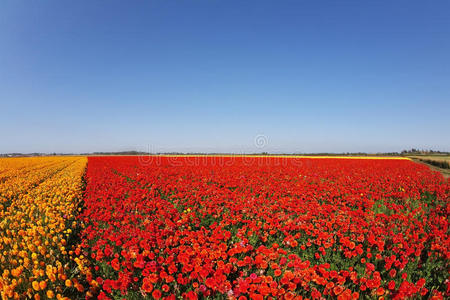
46 290 55 298
376 288 385 296
65 279 72 287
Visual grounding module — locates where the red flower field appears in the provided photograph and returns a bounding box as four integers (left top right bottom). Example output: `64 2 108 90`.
75 156 449 299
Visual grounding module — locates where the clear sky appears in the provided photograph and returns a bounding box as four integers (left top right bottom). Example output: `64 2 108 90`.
1 1 449 154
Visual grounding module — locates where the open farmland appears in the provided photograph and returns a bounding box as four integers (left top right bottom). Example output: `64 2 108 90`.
408 156 450 163
0 156 449 299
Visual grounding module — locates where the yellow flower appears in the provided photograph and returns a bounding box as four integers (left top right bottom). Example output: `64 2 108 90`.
0 157 87 298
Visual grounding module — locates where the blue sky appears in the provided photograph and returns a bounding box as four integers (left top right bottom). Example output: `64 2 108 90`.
1 1 449 153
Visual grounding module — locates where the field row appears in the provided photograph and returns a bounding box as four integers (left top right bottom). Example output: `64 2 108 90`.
0 157 87 300
77 157 449 300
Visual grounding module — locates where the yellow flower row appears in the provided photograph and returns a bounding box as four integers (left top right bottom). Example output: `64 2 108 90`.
0 158 72 211
0 157 87 300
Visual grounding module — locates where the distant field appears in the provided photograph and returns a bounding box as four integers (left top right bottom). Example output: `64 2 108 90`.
409 155 450 162
408 155 450 178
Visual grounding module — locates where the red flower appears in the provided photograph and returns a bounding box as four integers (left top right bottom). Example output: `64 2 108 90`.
142 277 153 293
333 286 344 295
111 258 120 271
76 156 449 299
162 284 170 292
152 289 162 299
